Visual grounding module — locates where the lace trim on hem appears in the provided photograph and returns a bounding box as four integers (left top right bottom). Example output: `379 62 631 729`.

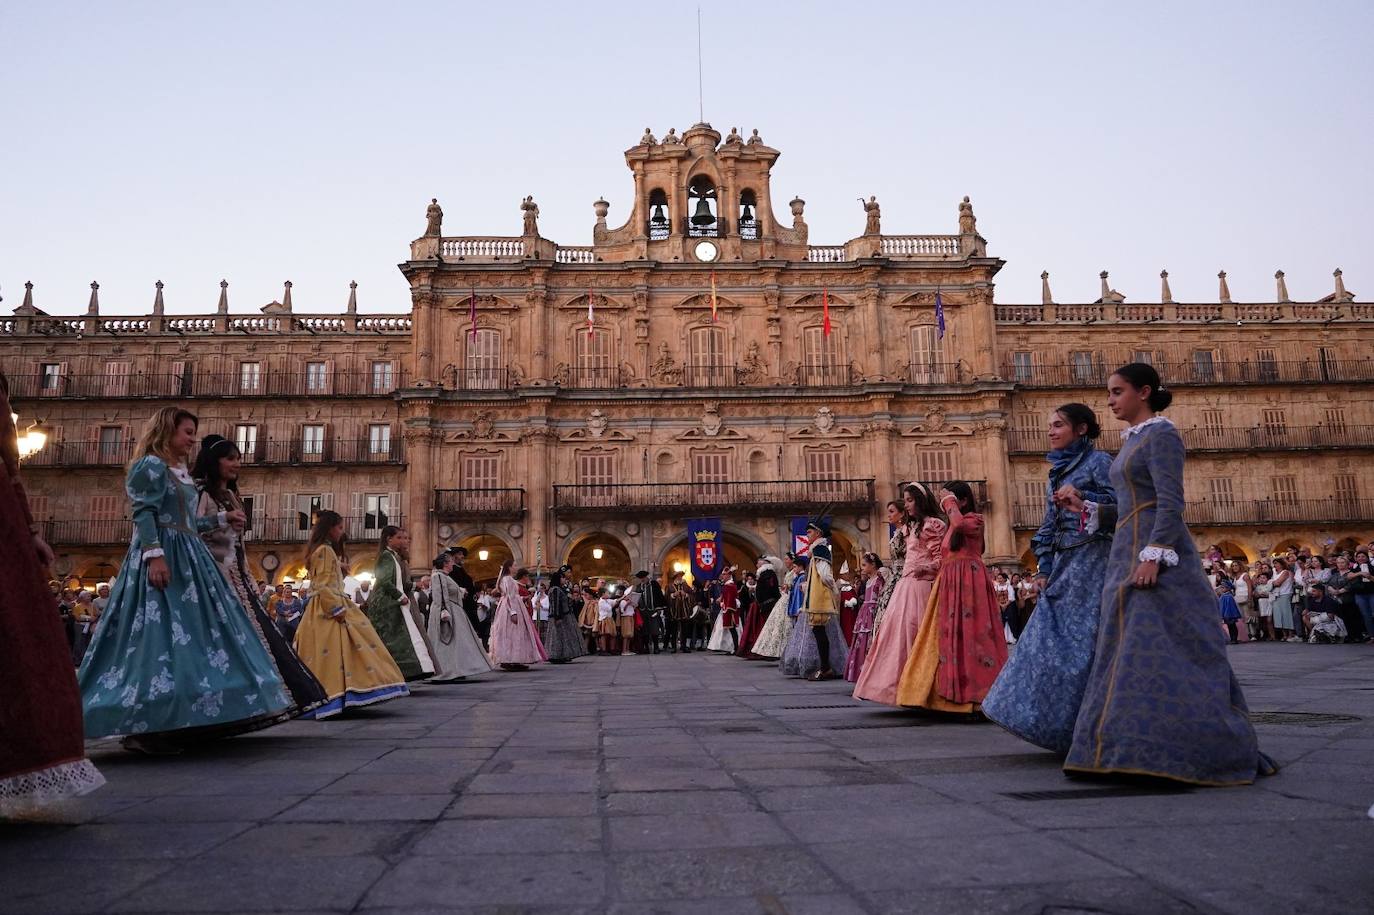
0 759 105 814
1139 545 1180 567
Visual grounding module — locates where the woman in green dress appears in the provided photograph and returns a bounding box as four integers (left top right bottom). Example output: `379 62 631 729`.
365 526 435 681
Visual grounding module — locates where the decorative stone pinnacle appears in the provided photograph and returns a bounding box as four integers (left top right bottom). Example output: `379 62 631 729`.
1160 270 1174 303
282 281 293 312
87 281 100 315
346 281 358 314
153 280 165 315
217 279 229 314
1218 270 1232 304
1333 268 1350 302
23 281 34 310
1040 271 1054 306
1275 270 1290 302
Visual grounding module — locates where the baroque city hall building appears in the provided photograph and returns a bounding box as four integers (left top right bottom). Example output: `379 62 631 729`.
6 122 1373 588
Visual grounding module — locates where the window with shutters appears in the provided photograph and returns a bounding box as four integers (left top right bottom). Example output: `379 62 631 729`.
1011 351 1034 383
1261 409 1287 443
239 362 262 394
801 326 842 385
40 363 62 392
90 493 122 540
805 448 844 498
363 494 391 531
917 447 955 483
909 325 945 383
1325 407 1347 434
1271 475 1298 506
574 329 614 387
104 362 131 396
577 451 616 506
686 326 727 386
1317 347 1337 382
1012 412 1041 451
1255 348 1278 382
239 495 256 529
1131 350 1154 366
462 453 499 489
1070 351 1096 385
371 361 394 393
302 424 325 457
1201 409 1225 434
1334 474 1360 506
1018 480 1044 523
234 424 258 461
28 495 50 521
1191 349 1216 383
97 426 124 464
296 494 324 532
1208 477 1235 507
306 362 329 394
466 329 502 389
693 450 732 501
368 424 391 456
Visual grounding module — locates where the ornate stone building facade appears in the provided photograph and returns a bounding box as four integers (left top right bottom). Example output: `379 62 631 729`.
6 123 1372 588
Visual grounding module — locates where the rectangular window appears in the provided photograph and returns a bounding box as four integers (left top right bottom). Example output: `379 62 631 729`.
805 449 844 498
1191 349 1216 383
1325 407 1347 434
368 424 391 455
296 494 324 532
801 326 842 385
239 495 255 528
40 362 64 396
909 325 945 383
1201 409 1225 434
577 452 616 507
1317 347 1337 382
686 327 728 386
239 361 262 394
97 426 124 464
466 330 502 389
364 494 391 531
1255 348 1278 382
1011 351 1034 383
1261 409 1287 437
234 424 258 460
103 362 131 397
28 495 50 521
462 454 500 510
1271 475 1298 506
1070 351 1096 385
89 494 122 520
1131 350 1154 366
302 424 325 456
574 329 614 387
1334 474 1359 506
306 361 329 394
693 451 732 501
1208 477 1235 507
917 447 955 482
371 361 394 393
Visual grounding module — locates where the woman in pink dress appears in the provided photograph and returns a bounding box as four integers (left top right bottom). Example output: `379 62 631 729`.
853 483 947 706
843 552 886 682
896 480 1009 712
489 562 546 670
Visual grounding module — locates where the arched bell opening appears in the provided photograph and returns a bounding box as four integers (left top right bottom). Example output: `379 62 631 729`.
738 189 758 240
647 188 670 240
687 176 720 238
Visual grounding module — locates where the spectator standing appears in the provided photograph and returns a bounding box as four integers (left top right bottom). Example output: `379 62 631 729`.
1271 558 1298 642
1327 556 1369 643
275 586 305 641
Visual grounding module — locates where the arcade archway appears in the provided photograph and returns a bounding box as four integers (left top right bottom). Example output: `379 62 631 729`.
565 531 633 584
1214 539 1255 563
656 528 768 587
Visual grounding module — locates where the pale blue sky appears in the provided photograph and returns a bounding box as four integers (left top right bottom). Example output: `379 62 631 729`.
3 1 1370 315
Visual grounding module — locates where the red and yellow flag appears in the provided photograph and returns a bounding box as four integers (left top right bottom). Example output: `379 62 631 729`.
822 287 832 337
710 270 719 323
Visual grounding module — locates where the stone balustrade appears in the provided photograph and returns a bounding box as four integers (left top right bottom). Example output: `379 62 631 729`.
879 235 961 257
995 300 1373 325
439 237 525 259
555 246 596 264
805 246 846 263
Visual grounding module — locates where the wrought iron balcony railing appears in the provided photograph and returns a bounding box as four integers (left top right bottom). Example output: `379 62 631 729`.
433 488 526 520
43 519 131 546
906 362 966 385
794 362 856 387
25 437 404 469
7 368 408 400
24 440 135 468
242 515 401 544
555 366 625 390
553 478 876 518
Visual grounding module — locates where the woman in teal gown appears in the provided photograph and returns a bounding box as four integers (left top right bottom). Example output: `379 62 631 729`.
79 407 290 752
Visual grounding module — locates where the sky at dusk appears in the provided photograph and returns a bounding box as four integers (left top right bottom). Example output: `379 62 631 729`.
3 0 1370 316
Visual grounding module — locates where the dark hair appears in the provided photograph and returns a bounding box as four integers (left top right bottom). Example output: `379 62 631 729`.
304 509 346 565
886 499 904 520
1111 362 1173 412
1055 402 1101 440
499 558 514 579
514 566 529 582
432 553 452 570
861 551 881 569
902 483 943 527
449 546 468 557
191 435 242 497
377 524 402 560
942 481 977 552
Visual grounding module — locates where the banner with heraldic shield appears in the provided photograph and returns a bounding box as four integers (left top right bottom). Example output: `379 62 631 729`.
687 517 723 581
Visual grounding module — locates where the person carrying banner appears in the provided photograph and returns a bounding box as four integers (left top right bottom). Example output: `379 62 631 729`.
781 520 848 680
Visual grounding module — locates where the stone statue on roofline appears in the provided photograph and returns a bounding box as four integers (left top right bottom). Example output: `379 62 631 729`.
521 196 540 236
959 196 976 235
861 196 881 235
639 127 657 145
425 198 443 237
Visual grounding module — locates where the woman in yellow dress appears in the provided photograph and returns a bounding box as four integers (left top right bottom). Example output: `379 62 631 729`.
292 510 409 718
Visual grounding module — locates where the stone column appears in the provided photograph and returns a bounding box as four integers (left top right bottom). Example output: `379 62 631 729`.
980 417 1017 565
404 426 435 551
668 164 682 240
863 286 885 379
967 286 999 380
524 427 554 562
413 292 437 384
527 290 549 382
868 419 898 560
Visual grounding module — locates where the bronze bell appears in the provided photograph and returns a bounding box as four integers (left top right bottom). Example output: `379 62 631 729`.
690 198 715 226
740 203 755 225
650 204 668 227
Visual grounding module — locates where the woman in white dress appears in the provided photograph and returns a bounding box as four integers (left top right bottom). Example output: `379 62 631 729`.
427 553 494 681
748 554 797 660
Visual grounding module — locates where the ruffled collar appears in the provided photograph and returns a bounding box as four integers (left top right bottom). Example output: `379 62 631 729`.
1121 415 1173 439
1046 435 1094 483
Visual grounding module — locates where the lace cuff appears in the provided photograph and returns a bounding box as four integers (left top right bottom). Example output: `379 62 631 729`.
141 547 165 560
1082 502 1101 535
217 510 228 527
1139 545 1179 567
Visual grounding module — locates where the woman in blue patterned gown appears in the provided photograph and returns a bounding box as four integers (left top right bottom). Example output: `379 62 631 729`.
1061 364 1276 785
79 407 290 753
984 403 1115 753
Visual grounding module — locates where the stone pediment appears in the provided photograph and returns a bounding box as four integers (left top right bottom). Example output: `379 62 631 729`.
443 410 519 443
675 426 750 442
899 404 970 436
560 293 623 310
443 294 516 312
674 293 739 313
559 428 635 443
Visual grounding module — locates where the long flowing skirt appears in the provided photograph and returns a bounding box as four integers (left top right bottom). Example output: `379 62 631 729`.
1271 593 1295 630
895 558 1008 711
294 600 409 719
853 576 935 704
427 601 495 681
366 596 434 681
79 532 292 738
1 474 104 813
736 601 769 657
779 612 849 678
707 611 739 652
843 601 880 683
749 593 793 659
982 539 1110 753
541 613 586 662
489 598 546 665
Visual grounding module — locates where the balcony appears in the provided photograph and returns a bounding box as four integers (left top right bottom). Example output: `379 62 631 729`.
43 519 130 546
906 362 967 385
7 368 408 401
1007 424 1374 455
556 366 626 390
1011 498 1374 530
1002 358 1374 389
553 478 876 518
448 367 511 391
794 363 857 387
243 515 399 544
24 440 135 468
239 438 405 466
433 488 526 521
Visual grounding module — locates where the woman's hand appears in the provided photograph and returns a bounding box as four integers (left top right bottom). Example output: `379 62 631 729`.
31 533 55 566
225 509 247 531
1132 559 1160 589
147 556 171 589
1053 485 1084 512
400 595 410 606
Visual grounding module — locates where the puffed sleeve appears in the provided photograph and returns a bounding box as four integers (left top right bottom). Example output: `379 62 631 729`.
1140 427 1186 567
307 545 350 617
125 456 168 559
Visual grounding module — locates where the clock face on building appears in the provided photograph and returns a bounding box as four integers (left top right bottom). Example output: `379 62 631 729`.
694 240 719 263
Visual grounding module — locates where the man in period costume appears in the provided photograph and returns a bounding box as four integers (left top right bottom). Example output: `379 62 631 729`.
666 570 695 653
802 519 843 680
446 546 489 648
634 569 667 654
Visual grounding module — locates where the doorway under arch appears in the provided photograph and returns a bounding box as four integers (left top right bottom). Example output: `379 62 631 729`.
565 531 633 584
1214 539 1255 563
452 532 517 590
1270 537 1313 557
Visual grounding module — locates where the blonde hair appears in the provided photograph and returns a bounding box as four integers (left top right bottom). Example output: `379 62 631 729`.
132 406 198 469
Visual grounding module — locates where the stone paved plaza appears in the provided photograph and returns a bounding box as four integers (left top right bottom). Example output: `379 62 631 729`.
4 646 1372 915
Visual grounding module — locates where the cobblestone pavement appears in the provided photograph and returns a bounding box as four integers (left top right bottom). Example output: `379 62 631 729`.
4 644 1372 915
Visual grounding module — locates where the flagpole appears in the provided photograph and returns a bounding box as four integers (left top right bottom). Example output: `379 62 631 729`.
696 7 704 123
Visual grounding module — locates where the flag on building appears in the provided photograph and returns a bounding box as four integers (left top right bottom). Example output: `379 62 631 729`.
687 517 723 580
935 289 946 340
710 271 719 323
790 517 814 556
469 287 477 340
822 287 831 337
587 290 595 338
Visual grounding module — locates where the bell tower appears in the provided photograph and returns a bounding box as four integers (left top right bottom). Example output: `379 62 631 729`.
590 124 808 264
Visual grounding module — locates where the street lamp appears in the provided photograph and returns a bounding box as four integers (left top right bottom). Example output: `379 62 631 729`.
11 412 47 461
477 548 490 561
592 547 604 560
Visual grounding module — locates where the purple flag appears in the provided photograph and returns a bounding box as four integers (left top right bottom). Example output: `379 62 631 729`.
935 290 946 340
